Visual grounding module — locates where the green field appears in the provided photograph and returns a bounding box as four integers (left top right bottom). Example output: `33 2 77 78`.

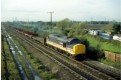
83 35 120 53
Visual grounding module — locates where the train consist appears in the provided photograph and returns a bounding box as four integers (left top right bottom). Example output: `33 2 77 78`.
16 28 86 58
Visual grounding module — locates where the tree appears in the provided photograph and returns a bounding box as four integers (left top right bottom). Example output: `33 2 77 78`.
112 24 121 34
56 18 70 33
32 26 38 33
71 22 87 35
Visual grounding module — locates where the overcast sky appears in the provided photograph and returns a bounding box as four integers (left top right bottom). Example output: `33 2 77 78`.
1 0 121 21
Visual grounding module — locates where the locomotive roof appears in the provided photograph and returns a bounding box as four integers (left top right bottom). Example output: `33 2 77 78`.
49 34 81 44
49 34 67 42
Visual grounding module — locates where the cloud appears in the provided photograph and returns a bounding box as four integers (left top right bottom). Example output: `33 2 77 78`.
1 0 121 21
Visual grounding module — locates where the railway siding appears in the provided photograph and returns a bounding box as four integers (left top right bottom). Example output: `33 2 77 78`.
9 34 42 80
2 32 21 80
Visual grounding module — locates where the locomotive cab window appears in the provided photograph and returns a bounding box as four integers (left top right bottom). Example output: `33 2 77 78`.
68 38 81 44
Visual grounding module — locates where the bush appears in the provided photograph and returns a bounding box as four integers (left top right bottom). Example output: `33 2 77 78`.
40 71 55 80
80 37 89 48
86 45 105 60
37 65 45 70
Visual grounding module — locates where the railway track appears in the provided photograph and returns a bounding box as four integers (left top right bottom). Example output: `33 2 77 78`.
8 35 42 80
82 59 121 80
3 29 28 80
3 27 42 80
9 27 117 80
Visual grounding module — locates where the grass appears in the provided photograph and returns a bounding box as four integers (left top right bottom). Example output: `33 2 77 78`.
1 54 6 80
1 36 6 80
1 44 6 80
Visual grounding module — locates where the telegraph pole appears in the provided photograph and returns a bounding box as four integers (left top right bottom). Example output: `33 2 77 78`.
47 12 54 33
15 17 18 27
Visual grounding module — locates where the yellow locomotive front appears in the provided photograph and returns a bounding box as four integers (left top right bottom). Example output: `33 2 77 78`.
73 44 86 55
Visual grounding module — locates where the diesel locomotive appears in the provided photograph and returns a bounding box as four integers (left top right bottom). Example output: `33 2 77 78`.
46 34 86 57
